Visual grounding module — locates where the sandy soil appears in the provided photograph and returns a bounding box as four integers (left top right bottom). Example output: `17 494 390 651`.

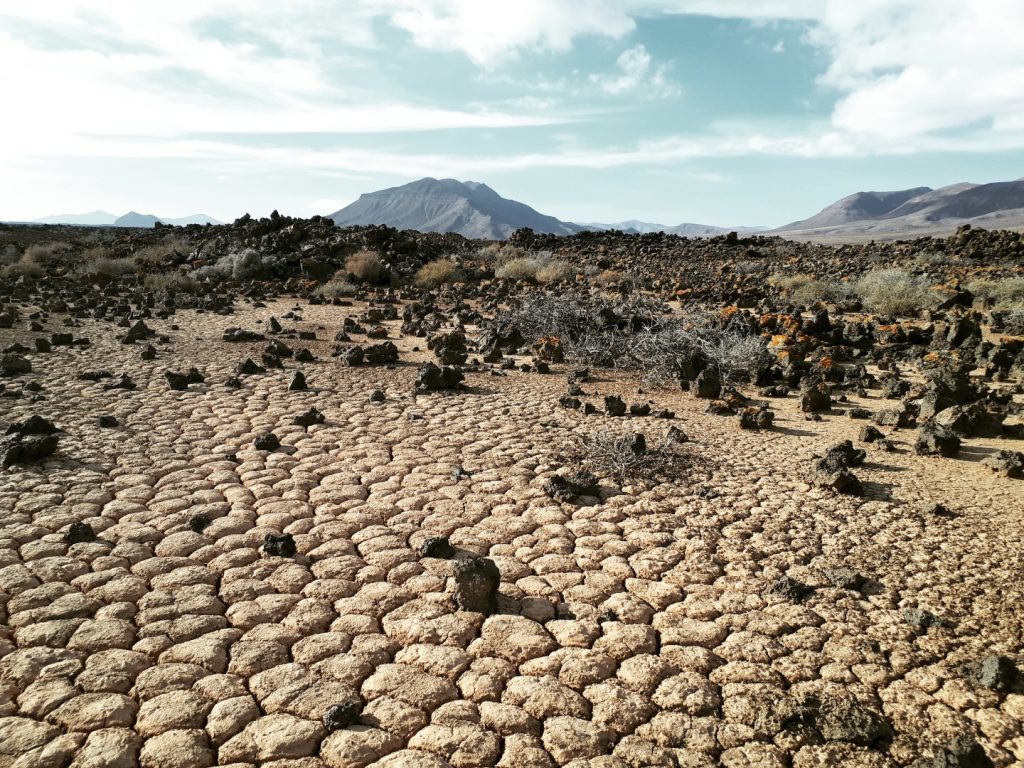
0 297 1021 767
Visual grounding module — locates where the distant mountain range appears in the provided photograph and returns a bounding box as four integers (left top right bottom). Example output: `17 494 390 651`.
581 219 764 237
773 179 1024 240
32 211 221 227
328 178 755 239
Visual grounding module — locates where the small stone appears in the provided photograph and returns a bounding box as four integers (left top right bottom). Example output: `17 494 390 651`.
323 700 364 732
64 521 97 544
263 533 296 558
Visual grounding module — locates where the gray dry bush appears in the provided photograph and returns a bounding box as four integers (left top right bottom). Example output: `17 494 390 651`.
578 429 680 482
769 273 853 306
855 268 938 315
192 248 275 280
967 277 1024 310
497 291 770 384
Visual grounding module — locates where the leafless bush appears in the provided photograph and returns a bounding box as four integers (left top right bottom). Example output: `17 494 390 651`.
578 429 680 482
415 258 462 288
856 269 939 316
496 292 768 384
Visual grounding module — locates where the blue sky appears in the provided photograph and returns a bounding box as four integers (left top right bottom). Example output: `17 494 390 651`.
1 1 1022 226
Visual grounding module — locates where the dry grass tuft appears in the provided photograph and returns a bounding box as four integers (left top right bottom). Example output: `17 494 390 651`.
415 258 462 288
346 249 387 284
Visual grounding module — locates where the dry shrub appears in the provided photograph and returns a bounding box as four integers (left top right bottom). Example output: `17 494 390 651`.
346 249 387 283
535 260 573 284
1 260 44 279
578 429 681 482
415 259 462 288
22 241 73 267
1002 310 1024 335
478 243 525 261
135 238 191 267
967 277 1024 310
495 255 571 283
78 256 136 277
769 273 851 306
317 273 358 298
143 272 199 293
856 269 938 316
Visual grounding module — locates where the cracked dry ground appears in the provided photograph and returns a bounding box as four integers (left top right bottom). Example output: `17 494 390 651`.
1 298 1022 768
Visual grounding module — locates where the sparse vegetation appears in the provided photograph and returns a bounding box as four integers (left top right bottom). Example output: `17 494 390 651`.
496 292 770 384
967 277 1024 310
346 249 388 284
143 272 200 293
495 254 573 283
855 268 939 315
134 238 191 267
769 273 852 306
317 273 358 298
22 241 73 268
77 255 136 277
414 258 462 288
578 429 680 482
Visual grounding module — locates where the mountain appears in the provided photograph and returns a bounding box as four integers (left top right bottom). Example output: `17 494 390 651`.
774 179 1024 241
113 212 222 227
778 187 932 231
35 210 118 226
584 220 764 236
328 178 582 239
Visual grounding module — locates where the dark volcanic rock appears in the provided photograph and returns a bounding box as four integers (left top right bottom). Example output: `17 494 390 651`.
6 415 57 435
980 450 1024 478
419 536 455 559
544 470 600 503
165 371 189 391
263 532 296 557
323 700 363 732
253 432 281 451
288 371 308 391
604 395 627 416
415 363 464 392
915 423 962 457
63 521 96 544
223 327 266 342
453 556 500 614
0 354 31 377
691 369 721 399
0 433 59 466
293 407 325 427
769 575 814 602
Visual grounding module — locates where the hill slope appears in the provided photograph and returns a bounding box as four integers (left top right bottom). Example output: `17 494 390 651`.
328 178 582 239
775 180 1024 240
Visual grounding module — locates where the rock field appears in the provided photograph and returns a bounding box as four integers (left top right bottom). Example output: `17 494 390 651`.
0 220 1022 767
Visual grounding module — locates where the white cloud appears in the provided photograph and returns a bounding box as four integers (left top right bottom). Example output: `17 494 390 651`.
590 44 680 98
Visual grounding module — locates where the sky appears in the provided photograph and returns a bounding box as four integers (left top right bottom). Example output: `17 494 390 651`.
1 1 1022 227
